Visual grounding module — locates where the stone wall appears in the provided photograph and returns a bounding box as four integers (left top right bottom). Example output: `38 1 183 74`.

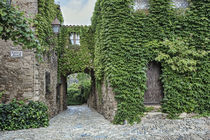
12 0 38 19
0 41 36 103
0 0 63 117
88 79 118 122
34 51 59 117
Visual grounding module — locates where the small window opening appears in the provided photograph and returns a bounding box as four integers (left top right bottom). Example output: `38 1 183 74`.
45 72 51 94
56 84 61 103
70 33 80 45
134 0 149 11
172 0 188 8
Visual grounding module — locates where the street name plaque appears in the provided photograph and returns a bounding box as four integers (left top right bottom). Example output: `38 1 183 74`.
11 51 23 58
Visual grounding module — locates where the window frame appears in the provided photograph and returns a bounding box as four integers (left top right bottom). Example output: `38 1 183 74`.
171 0 189 9
133 0 149 11
70 33 80 45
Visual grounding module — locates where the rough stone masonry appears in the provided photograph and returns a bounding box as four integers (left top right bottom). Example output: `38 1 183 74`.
0 0 65 118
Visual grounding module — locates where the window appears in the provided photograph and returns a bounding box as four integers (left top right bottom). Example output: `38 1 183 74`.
52 25 60 34
70 33 80 45
45 72 51 94
172 0 188 8
56 84 61 103
133 0 149 11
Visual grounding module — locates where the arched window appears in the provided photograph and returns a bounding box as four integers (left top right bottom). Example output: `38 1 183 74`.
70 33 80 45
172 0 188 8
133 0 149 11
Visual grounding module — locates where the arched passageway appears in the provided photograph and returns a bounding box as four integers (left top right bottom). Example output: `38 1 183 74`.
57 68 96 112
66 73 91 105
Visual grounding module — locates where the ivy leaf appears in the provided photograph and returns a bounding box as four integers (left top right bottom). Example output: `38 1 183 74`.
0 26 3 33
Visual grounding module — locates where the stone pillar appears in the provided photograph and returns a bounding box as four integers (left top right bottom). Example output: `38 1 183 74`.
87 69 97 109
59 75 67 111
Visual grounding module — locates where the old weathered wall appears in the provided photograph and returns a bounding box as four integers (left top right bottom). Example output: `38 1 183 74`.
0 41 36 102
88 79 117 122
0 0 38 103
35 53 59 117
12 0 38 18
0 0 62 117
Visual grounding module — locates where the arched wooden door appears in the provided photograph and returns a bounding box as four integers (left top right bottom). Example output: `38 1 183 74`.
144 62 163 105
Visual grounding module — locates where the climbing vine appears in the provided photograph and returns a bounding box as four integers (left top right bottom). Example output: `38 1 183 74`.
0 0 64 56
57 25 94 76
34 0 63 53
92 0 210 124
31 1 93 108
0 1 41 54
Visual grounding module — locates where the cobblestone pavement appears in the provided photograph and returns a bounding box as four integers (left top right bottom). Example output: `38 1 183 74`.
0 105 209 140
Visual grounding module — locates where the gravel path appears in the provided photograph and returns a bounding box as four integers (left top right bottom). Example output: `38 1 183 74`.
0 105 209 140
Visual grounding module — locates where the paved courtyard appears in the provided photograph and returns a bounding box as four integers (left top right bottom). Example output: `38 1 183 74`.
0 105 209 140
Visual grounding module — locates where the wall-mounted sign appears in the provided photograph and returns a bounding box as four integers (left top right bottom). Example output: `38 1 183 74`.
11 51 23 58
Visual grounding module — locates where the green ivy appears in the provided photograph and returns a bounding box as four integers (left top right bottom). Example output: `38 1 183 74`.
57 26 94 76
0 99 49 131
0 0 64 57
148 38 207 74
0 1 41 54
0 91 5 99
34 0 63 53
92 0 210 124
67 73 91 105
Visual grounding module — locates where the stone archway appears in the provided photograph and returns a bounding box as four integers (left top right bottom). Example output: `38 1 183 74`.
144 61 163 105
58 68 96 112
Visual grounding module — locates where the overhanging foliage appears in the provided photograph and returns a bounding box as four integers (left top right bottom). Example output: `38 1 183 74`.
35 0 63 53
0 1 41 54
57 25 94 76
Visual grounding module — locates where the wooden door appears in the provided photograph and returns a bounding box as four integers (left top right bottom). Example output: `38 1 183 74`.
144 62 163 105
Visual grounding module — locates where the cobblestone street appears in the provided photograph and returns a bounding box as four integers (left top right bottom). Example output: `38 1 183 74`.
0 105 209 140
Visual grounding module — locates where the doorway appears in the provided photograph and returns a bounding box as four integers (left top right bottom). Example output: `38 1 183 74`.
144 61 163 105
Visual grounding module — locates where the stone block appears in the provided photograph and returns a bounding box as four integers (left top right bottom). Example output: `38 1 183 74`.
179 112 188 118
23 92 33 99
33 96 40 101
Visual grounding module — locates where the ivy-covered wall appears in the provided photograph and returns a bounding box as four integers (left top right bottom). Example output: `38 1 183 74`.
92 0 209 124
34 0 67 116
0 0 41 53
57 25 94 76
35 0 63 53
55 25 95 112
0 0 65 118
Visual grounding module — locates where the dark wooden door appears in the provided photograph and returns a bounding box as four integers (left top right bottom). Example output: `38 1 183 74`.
144 62 163 105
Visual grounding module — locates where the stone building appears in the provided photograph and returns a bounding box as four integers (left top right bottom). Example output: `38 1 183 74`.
87 0 192 122
0 0 65 117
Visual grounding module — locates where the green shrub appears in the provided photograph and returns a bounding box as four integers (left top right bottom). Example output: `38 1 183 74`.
0 99 49 131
